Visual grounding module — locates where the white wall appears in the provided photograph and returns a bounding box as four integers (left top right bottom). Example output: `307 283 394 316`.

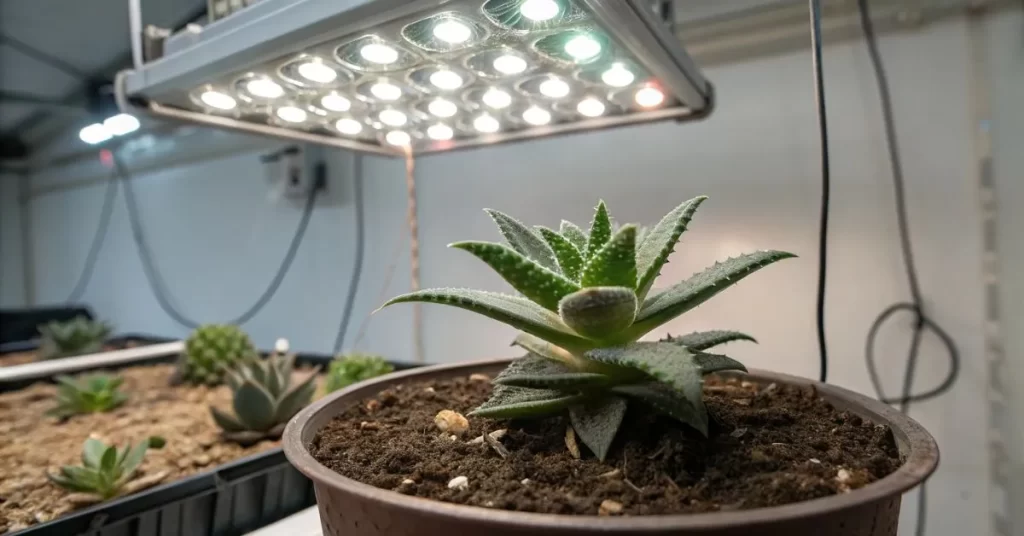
23 11 1011 536
0 174 27 307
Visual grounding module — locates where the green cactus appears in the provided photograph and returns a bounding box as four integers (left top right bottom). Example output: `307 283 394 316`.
37 316 112 360
209 351 319 445
324 353 394 393
381 197 795 461
48 373 129 419
177 324 257 385
47 436 165 500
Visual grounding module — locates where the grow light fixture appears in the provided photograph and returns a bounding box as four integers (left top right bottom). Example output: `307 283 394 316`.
119 0 711 155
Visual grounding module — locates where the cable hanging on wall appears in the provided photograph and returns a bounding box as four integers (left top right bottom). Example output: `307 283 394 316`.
332 154 365 355
114 150 319 329
64 169 119 303
808 0 831 384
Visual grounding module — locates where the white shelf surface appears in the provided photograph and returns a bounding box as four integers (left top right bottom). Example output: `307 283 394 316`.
244 506 322 536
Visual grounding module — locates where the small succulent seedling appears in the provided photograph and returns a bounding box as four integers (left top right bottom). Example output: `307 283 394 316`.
47 436 165 500
37 316 112 360
210 351 319 445
324 353 394 393
382 196 794 460
176 324 257 385
48 373 129 419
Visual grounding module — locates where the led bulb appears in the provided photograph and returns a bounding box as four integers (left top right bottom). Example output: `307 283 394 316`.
539 78 570 98
493 54 527 75
433 20 472 44
428 98 458 118
370 82 402 101
601 63 635 87
336 118 364 135
576 97 606 117
473 114 500 133
320 93 351 112
103 114 140 136
276 106 308 123
564 35 601 61
429 70 464 90
520 0 560 21
246 78 285 99
522 106 551 126
297 61 338 83
482 88 511 109
386 130 412 146
360 43 399 64
427 123 454 141
635 87 665 107
200 90 237 110
79 123 111 145
379 109 408 127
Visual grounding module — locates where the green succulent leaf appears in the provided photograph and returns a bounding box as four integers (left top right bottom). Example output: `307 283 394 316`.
694 353 748 375
613 383 708 436
120 441 150 478
569 396 628 461
559 220 588 252
47 472 96 493
663 330 757 351
210 406 247 432
536 227 584 281
274 370 319 422
635 196 707 299
558 286 637 340
82 438 106 469
484 209 558 271
325 354 393 393
581 225 637 289
628 251 796 339
494 352 609 389
585 201 612 259
381 289 593 351
510 333 579 366
99 446 117 473
233 381 278 431
451 241 580 311
470 384 586 419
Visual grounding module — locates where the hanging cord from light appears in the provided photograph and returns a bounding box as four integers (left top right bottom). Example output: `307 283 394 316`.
65 167 119 303
856 1 961 535
403 146 425 363
350 225 405 351
332 154 366 354
808 0 831 383
116 150 319 329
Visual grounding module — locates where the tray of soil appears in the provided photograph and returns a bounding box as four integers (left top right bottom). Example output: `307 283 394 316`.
0 325 415 536
283 197 939 536
0 314 175 368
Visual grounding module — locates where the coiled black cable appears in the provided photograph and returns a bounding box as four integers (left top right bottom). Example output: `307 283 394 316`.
115 151 319 328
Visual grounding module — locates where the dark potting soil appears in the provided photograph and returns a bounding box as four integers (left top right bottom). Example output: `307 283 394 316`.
310 375 902 516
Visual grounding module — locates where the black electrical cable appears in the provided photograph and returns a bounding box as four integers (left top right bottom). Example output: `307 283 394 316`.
332 155 366 354
115 152 319 328
808 0 830 383
65 171 119 303
856 1 962 535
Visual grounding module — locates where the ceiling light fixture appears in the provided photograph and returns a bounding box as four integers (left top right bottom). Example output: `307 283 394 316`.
119 0 712 155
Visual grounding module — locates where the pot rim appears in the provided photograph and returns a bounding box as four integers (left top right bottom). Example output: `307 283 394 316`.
284 357 939 531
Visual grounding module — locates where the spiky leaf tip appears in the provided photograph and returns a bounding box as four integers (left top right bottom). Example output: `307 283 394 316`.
559 220 588 252
451 241 580 311
569 397 628 461
629 250 796 339
662 330 757 351
585 200 613 259
470 384 586 419
558 286 637 340
635 196 707 299
494 351 610 389
693 353 748 375
537 226 584 282
484 209 558 271
581 225 637 289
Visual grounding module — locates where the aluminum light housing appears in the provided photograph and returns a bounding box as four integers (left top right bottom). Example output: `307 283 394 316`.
119 0 712 156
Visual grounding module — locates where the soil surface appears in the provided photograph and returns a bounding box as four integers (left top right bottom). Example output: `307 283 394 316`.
0 341 142 367
0 363 316 533
311 375 902 516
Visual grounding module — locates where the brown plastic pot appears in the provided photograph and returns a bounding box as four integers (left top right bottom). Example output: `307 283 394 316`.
284 358 938 536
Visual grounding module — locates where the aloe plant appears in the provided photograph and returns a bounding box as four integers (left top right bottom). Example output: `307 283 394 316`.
382 197 794 460
48 373 129 419
37 316 112 360
47 436 165 500
209 351 319 445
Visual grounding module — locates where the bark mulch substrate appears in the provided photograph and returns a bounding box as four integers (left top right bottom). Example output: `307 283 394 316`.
311 375 902 516
0 363 316 533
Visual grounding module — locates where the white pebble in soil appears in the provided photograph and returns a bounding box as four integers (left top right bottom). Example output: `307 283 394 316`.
448 476 469 490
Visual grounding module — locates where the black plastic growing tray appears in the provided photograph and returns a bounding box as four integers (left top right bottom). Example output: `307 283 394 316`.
5 349 420 536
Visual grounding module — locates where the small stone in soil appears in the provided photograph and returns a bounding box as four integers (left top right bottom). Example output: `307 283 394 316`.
360 421 380 431
599 500 623 516
448 476 469 490
434 410 469 436
468 373 491 382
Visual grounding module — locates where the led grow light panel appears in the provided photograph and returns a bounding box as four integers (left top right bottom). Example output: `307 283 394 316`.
123 0 711 155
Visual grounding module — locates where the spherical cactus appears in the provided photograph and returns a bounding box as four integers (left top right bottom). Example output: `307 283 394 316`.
178 324 257 385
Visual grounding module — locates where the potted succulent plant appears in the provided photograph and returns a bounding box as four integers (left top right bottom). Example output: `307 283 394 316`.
284 196 938 536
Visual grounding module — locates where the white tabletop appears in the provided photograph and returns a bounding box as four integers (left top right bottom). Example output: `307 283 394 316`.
244 506 322 536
